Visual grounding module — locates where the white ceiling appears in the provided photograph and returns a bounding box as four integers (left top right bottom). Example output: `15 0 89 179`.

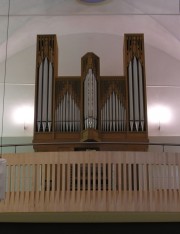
0 0 180 139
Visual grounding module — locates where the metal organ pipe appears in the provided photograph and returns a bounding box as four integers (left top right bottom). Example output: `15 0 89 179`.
128 61 134 132
37 62 42 132
55 91 80 133
112 92 115 131
115 94 118 131
133 56 140 131
138 60 144 131
128 56 144 132
37 57 53 132
109 95 112 131
100 90 126 132
84 69 97 130
42 58 48 132
48 62 53 132
65 92 69 131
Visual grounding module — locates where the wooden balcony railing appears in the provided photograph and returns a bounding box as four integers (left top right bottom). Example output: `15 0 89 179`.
0 151 180 213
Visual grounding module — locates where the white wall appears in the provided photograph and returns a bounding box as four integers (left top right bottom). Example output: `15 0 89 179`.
1 32 180 139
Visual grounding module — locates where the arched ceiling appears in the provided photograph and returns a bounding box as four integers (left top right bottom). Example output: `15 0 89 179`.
1 0 180 138
0 0 180 62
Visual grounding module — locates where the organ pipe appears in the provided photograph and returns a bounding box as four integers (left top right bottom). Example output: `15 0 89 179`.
55 91 80 132
128 61 134 131
84 68 97 130
37 62 42 132
128 56 145 132
100 91 126 132
37 57 53 132
138 60 144 131
133 56 140 131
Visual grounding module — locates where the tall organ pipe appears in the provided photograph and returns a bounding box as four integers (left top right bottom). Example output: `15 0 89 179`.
36 57 53 132
133 57 140 131
48 62 53 131
84 69 97 129
42 58 48 132
128 56 144 132
138 60 145 131
37 62 43 132
128 60 134 131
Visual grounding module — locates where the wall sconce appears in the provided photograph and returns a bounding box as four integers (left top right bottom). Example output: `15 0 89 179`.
148 104 172 131
13 105 34 130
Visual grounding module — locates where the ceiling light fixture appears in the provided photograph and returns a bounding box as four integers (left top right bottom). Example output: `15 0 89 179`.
80 0 106 3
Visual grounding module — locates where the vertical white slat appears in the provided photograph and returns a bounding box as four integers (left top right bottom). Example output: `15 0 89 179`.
39 163 45 211
50 163 55 207
138 164 143 211
13 165 20 211
35 164 40 206
61 163 65 208
161 154 167 211
29 164 35 211
158 154 163 211
118 162 122 207
108 161 112 209
177 154 180 210
10 165 15 210
66 162 71 207
87 163 91 206
142 163 148 210
97 163 101 208
128 163 132 210
55 163 60 205
81 163 85 208
133 161 138 211
71 163 75 205
148 159 154 211
45 164 50 204
92 163 96 207
77 163 81 205
172 154 178 211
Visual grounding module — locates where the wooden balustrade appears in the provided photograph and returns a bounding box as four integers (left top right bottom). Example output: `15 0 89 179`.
0 151 180 212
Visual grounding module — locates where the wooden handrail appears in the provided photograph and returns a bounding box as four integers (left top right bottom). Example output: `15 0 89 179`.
0 141 180 154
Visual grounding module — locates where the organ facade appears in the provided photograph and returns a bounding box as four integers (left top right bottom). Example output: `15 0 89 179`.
33 34 149 152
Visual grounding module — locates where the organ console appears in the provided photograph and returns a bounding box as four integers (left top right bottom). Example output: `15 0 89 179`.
33 34 149 152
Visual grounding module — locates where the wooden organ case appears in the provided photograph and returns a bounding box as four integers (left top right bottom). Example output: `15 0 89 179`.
33 34 149 152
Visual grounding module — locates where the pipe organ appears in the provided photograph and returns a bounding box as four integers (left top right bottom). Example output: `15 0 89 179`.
33 34 149 152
